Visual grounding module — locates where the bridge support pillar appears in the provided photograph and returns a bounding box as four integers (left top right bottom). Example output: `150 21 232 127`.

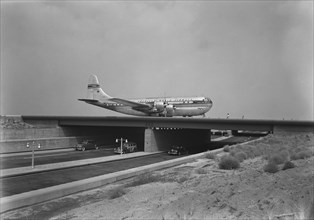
144 128 211 152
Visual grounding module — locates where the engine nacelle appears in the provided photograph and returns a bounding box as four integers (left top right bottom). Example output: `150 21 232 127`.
165 104 175 117
154 101 166 112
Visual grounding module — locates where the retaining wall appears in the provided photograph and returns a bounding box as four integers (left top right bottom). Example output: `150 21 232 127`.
0 137 86 154
0 126 145 154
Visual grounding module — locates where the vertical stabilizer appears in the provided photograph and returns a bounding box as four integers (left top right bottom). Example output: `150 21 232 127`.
86 75 112 100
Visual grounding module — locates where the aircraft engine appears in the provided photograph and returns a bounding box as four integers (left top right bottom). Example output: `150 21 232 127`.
154 101 166 112
165 104 175 116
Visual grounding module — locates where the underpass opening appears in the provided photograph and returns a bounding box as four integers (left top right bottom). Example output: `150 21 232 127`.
60 126 145 151
144 128 211 153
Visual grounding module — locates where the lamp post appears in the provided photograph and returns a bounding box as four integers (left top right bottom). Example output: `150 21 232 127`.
116 138 128 156
26 141 41 168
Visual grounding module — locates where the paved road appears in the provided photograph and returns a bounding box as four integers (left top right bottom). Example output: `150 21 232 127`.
0 148 116 169
0 153 182 198
0 135 264 198
1 136 261 169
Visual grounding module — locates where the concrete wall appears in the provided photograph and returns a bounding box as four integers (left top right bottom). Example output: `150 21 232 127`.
144 128 211 152
0 126 145 154
0 137 86 153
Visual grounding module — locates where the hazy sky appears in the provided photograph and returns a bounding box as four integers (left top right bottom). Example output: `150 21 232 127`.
1 1 313 120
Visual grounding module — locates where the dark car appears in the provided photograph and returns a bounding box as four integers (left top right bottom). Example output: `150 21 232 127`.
75 140 98 151
168 145 188 156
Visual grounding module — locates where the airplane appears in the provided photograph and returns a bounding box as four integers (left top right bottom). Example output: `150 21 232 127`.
79 75 213 117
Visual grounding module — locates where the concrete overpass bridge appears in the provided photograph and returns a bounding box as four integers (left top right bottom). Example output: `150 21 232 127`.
1 116 313 154
54 116 313 132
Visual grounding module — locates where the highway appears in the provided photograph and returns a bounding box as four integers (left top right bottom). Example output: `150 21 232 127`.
1 136 255 170
0 153 183 198
0 135 262 198
0 148 116 169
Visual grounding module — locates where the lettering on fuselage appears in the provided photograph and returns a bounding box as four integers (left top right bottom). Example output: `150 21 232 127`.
135 98 209 104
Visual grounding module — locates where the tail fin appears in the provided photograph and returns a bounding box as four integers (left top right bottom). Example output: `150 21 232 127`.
86 75 112 100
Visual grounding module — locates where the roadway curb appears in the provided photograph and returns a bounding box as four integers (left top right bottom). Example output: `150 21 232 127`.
0 148 223 213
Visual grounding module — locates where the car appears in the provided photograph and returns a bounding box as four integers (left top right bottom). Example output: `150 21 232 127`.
75 140 98 151
114 142 137 154
168 145 188 156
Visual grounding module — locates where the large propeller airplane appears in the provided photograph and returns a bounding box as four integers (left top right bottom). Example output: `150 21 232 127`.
79 75 213 117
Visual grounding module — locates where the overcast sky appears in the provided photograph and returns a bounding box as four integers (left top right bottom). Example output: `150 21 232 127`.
1 1 313 120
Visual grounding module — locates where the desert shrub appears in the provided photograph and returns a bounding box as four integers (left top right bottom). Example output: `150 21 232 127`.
204 151 216 159
223 145 230 152
263 162 279 173
243 145 262 159
195 168 208 174
268 152 287 165
176 176 189 183
262 154 269 161
218 156 240 170
229 149 236 157
282 161 295 170
234 151 247 163
279 150 290 161
296 150 312 159
290 152 298 160
127 173 161 187
290 149 312 160
294 147 305 153
256 143 270 156
108 186 126 199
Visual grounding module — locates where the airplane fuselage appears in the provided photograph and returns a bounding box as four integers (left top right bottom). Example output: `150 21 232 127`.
87 96 212 117
79 75 213 117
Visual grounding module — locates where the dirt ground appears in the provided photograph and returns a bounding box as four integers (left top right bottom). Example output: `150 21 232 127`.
2 132 314 220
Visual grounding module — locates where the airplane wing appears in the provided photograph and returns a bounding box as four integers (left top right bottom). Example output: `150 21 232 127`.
109 98 152 110
78 99 99 103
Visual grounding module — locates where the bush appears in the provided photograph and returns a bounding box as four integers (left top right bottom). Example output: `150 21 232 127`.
229 149 236 157
204 152 216 160
195 168 208 174
290 152 298 160
296 150 312 159
127 173 161 187
263 162 279 173
219 156 240 170
282 161 295 170
108 186 126 199
279 150 290 161
242 145 259 159
234 151 248 163
291 149 312 160
223 145 230 152
269 153 287 165
177 176 189 183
